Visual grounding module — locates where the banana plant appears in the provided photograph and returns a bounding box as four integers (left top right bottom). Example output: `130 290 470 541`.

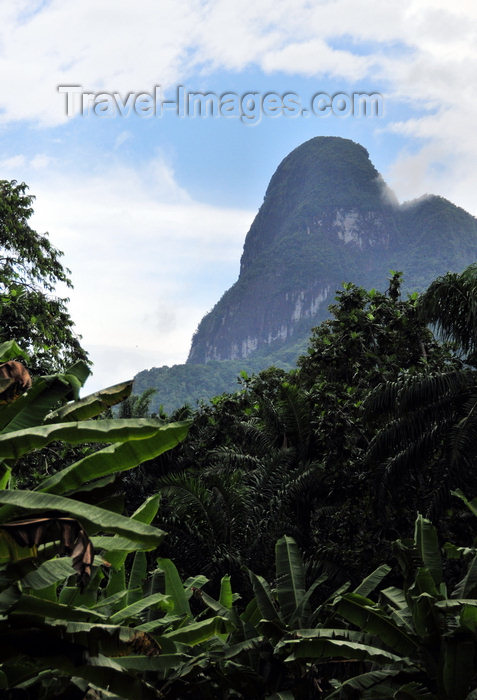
101 555 236 695
140 535 348 698
296 513 477 699
0 340 191 698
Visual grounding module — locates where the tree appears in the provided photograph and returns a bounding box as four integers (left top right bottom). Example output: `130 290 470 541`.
0 180 88 373
152 274 458 589
118 388 157 418
366 265 477 523
419 263 477 364
291 274 456 577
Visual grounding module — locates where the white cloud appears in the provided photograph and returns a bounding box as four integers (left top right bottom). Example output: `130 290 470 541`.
0 1 474 209
0 155 26 170
114 131 132 150
0 1 472 123
30 153 53 169
3 153 255 391
261 40 374 81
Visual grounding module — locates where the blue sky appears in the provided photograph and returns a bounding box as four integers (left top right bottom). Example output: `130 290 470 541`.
0 0 476 391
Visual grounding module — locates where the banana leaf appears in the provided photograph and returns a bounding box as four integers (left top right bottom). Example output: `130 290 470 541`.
275 535 305 625
219 574 233 610
336 592 417 656
292 574 327 628
92 534 157 554
38 422 190 495
92 590 128 613
47 652 163 699
0 341 29 363
0 418 185 461
11 594 106 622
248 570 282 626
109 593 171 624
281 636 409 665
162 616 233 645
21 557 76 590
354 564 391 598
453 554 477 599
381 586 408 611
156 557 191 618
0 374 84 434
105 495 161 570
414 515 442 587
115 654 186 673
127 551 147 606
0 490 165 546
44 380 133 423
326 668 404 698
105 567 126 598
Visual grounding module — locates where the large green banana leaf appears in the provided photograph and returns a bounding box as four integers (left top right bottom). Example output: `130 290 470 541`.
275 535 306 625
38 422 189 495
291 575 328 628
127 551 147 605
452 554 477 599
326 668 404 698
336 592 418 656
109 593 171 624
115 654 187 674
414 515 442 586
0 490 166 546
104 495 161 569
0 341 29 363
161 616 233 645
279 635 409 666
10 594 106 622
354 564 391 598
92 534 156 554
4 649 162 700
0 359 90 434
219 574 233 610
21 557 76 590
381 586 408 611
0 418 188 461
0 614 163 696
156 557 192 618
249 570 283 626
0 374 85 434
44 380 133 423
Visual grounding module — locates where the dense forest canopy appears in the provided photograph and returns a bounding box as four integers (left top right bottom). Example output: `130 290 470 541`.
2 181 477 697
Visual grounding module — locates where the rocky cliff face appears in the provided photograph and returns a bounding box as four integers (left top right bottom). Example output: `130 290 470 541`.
187 137 477 364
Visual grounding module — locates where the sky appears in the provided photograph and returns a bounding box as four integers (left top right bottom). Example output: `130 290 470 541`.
0 0 476 392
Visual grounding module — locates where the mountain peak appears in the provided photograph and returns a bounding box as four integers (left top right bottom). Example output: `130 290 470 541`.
240 137 390 274
187 137 477 364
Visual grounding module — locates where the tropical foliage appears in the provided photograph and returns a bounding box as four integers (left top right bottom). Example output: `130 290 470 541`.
0 340 190 697
3 262 477 697
0 180 88 373
152 274 462 588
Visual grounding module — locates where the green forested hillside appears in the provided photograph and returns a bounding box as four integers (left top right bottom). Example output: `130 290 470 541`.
133 339 305 414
